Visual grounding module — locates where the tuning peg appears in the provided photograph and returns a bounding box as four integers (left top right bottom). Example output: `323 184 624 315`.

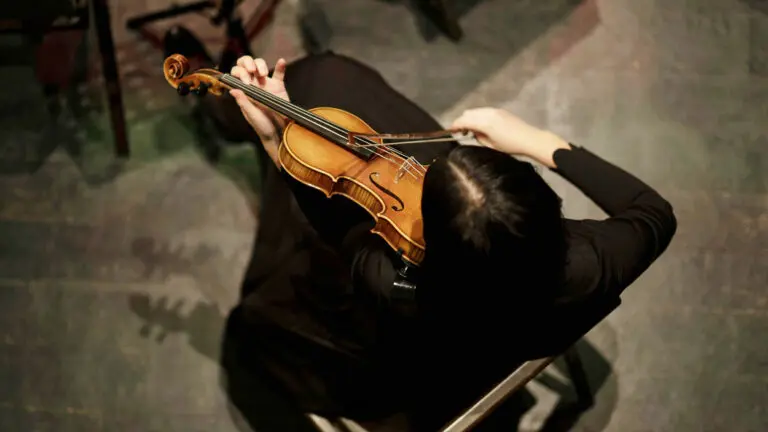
177 82 190 96
193 83 209 97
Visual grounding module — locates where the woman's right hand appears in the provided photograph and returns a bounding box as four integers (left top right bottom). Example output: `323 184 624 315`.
229 56 289 142
450 107 570 168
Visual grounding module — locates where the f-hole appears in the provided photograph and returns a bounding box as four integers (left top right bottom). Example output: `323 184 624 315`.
369 172 405 211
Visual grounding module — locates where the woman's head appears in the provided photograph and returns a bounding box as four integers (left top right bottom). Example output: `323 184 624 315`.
419 146 567 316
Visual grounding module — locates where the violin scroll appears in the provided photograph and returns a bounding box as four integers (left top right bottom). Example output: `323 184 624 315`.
163 54 227 97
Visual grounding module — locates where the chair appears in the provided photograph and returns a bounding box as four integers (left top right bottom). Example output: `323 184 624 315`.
2 0 129 157
440 345 597 431
308 296 621 432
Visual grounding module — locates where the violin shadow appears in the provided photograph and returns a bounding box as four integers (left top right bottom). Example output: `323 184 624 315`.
130 236 220 281
126 292 323 432
127 293 225 357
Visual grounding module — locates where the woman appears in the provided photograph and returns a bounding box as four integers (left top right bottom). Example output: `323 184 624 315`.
225 52 677 430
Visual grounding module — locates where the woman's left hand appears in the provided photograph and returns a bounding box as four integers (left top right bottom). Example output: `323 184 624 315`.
229 56 289 142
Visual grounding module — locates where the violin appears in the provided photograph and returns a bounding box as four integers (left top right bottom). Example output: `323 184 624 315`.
163 54 469 266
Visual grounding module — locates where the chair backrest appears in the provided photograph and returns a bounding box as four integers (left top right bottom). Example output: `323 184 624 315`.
307 295 622 432
439 295 622 432
440 356 556 432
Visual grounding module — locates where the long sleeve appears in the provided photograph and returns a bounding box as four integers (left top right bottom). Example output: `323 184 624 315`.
552 145 677 296
341 224 400 301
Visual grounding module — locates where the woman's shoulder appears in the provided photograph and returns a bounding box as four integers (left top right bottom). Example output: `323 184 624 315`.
560 220 604 301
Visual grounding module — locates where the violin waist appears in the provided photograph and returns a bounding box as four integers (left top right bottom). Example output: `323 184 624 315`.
278 107 426 266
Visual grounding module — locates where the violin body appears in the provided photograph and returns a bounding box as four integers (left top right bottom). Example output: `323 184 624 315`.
280 107 426 264
161 54 469 266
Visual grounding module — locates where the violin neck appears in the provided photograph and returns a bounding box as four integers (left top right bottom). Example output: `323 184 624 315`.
220 74 373 157
220 74 297 118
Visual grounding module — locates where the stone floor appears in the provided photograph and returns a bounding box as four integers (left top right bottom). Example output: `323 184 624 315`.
1 0 767 430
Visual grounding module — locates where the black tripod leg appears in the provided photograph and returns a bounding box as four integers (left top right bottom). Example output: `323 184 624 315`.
93 0 129 157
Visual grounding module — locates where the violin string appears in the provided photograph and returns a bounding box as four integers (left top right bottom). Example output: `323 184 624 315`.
223 76 362 145
222 75 433 176
346 134 425 173
223 75 434 178
223 74 424 166
347 135 474 176
354 136 472 147
222 76 416 165
228 78 425 178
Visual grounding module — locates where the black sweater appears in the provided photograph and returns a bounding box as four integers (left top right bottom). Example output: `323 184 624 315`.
235 52 677 428
346 145 677 312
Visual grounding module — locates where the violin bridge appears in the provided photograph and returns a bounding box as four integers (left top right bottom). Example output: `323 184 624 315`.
395 156 417 183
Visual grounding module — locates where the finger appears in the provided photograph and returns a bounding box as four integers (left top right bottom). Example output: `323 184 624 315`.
236 56 249 68
450 114 471 131
230 89 246 106
459 139 483 147
237 56 257 74
239 105 254 127
231 90 261 119
231 90 262 123
230 66 250 85
474 133 492 148
272 58 287 81
451 109 485 130
230 90 257 112
456 131 488 148
254 58 269 86
239 98 274 135
447 127 470 135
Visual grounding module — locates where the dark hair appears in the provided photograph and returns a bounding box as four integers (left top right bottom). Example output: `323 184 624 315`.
418 146 567 322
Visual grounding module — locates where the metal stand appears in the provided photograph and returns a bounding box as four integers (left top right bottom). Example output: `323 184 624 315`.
93 0 129 157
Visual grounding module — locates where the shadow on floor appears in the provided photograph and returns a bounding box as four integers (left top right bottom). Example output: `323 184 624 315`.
0 27 225 186
127 294 339 432
408 0 492 42
373 0 506 42
0 31 128 185
741 0 768 14
537 340 617 431
127 289 616 431
396 0 596 115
